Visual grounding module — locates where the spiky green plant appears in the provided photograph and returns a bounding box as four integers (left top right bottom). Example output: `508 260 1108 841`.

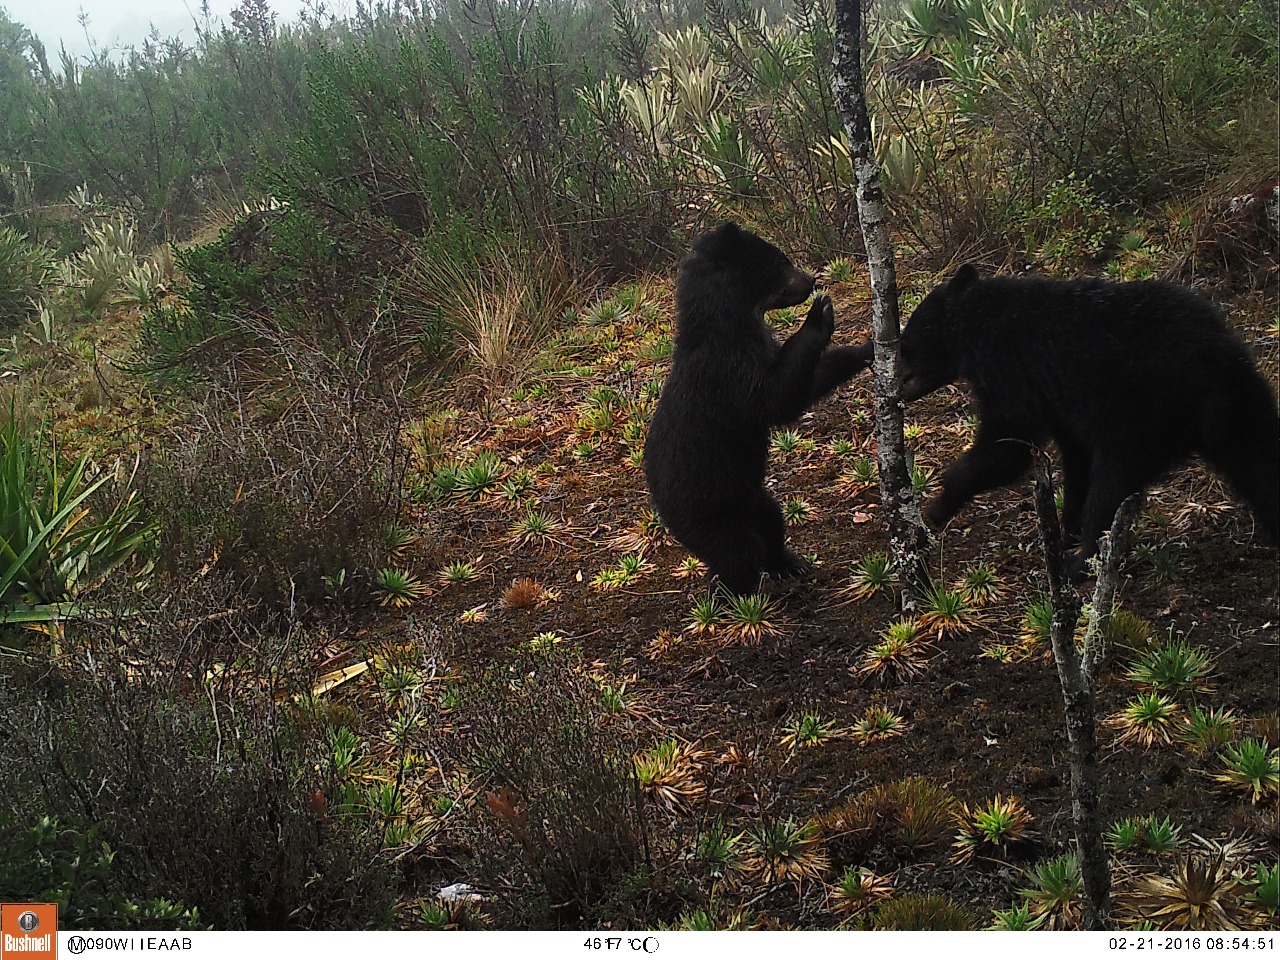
1120 854 1265 930
1107 817 1146 854
1246 863 1278 916
418 900 451 930
28 301 57 346
1179 705 1237 756
70 217 135 313
633 738 705 814
780 711 837 749
437 561 479 585
637 335 673 362
509 506 561 546
374 568 428 607
673 555 705 579
771 428 802 455
1108 693 1183 748
988 901 1046 930
844 553 894 601
956 561 1002 606
120 258 165 308
1142 816 1182 854
685 592 723 634
1126 632 1215 695
857 617 931 683
585 297 627 326
584 385 624 408
454 451 504 498
1018 853 1083 930
0 224 53 326
620 420 648 446
919 581 978 638
499 470 535 501
849 458 880 483
853 705 908 744
953 795 1035 863
328 726 361 779
1019 595 1055 647
724 592 782 643
824 257 856 283
616 553 650 581
747 818 829 886
695 818 744 878
1140 545 1183 582
576 403 615 437
572 440 601 460
590 567 627 592
1214 739 1279 803
382 522 417 559
908 461 935 494
830 866 892 917
783 496 813 525
428 464 461 498
528 630 564 654
0 419 154 630
379 663 422 702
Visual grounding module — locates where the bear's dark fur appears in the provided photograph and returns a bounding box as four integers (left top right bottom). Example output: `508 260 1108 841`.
645 223 872 595
897 264 1280 570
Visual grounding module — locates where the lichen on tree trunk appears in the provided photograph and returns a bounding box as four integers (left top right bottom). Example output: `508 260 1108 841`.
830 0 929 608
1032 448 1143 931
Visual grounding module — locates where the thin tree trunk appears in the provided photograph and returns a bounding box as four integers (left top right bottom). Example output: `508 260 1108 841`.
1031 449 1140 931
830 0 930 608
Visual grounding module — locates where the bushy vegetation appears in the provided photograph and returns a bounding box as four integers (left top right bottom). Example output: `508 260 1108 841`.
0 0 1275 933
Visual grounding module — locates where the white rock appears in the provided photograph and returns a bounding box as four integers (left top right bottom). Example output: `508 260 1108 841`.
438 882 482 903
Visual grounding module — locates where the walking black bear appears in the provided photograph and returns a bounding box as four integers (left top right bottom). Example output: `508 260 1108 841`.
896 264 1279 573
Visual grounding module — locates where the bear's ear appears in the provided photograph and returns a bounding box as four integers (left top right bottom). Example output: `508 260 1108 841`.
713 221 744 247
694 222 744 263
948 263 980 294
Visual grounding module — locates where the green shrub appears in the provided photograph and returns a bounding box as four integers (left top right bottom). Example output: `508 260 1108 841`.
0 417 153 633
0 603 397 929
0 816 205 930
0 225 51 328
977 0 1275 205
460 649 649 926
144 368 405 612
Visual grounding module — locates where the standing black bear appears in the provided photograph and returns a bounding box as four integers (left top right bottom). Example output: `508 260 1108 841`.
645 223 872 595
896 264 1280 571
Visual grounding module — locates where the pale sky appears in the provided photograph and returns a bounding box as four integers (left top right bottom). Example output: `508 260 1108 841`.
3 0 321 59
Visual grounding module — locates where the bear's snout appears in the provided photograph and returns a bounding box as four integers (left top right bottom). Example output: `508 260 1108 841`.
767 266 816 310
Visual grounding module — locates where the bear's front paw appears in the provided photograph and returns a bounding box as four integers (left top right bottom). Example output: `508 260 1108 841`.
1063 549 1090 584
805 293 835 342
922 495 953 529
766 550 810 580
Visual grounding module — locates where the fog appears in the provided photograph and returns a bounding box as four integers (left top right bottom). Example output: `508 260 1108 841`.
4 0 317 59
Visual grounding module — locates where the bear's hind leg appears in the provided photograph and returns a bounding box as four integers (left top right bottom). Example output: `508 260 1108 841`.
1202 418 1280 546
1056 436 1093 544
677 514 770 597
1068 453 1153 579
754 488 809 579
